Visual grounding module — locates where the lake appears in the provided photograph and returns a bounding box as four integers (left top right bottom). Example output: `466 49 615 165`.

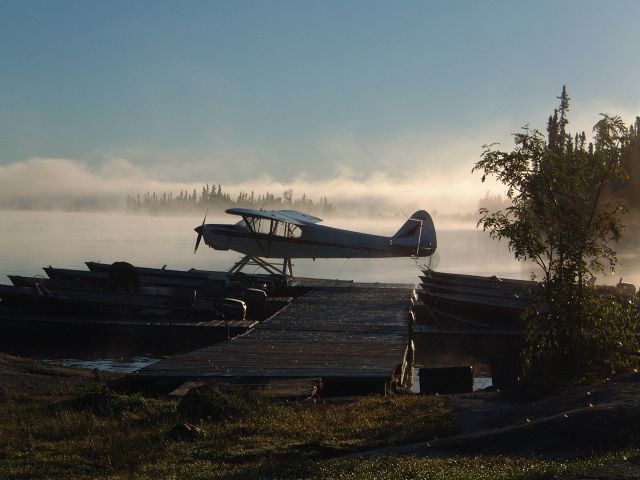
0 210 540 284
1 209 637 377
2 210 637 284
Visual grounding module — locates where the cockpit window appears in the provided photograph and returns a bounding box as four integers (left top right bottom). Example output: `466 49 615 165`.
239 217 301 238
271 221 286 237
287 224 302 238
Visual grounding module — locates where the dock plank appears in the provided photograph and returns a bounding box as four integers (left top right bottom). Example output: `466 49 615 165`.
136 285 414 385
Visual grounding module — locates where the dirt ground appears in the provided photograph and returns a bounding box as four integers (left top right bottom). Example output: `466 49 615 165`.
440 372 640 457
562 459 640 480
0 353 120 398
351 371 640 479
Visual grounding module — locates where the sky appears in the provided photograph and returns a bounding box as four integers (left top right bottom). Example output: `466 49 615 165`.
1 0 639 214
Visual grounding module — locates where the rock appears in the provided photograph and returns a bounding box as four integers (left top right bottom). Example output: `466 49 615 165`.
177 384 238 422
169 422 205 441
67 392 118 416
62 391 147 418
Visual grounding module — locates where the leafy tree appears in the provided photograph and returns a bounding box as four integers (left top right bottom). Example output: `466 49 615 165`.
473 87 639 386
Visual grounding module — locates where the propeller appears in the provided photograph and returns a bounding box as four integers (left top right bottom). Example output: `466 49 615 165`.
194 209 208 254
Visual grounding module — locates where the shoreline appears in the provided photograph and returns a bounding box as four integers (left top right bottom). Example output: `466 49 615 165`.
1 352 640 479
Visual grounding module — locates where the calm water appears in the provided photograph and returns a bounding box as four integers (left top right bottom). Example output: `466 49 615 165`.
410 370 492 393
0 210 538 284
2 210 637 284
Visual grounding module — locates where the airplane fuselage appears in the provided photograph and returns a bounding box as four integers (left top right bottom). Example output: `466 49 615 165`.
198 221 435 259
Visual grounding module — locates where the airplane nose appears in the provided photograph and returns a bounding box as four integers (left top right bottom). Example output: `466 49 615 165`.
194 210 208 254
194 225 205 253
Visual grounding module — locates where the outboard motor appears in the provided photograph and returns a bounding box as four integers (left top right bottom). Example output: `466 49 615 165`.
252 279 277 294
243 288 267 319
109 261 140 293
222 287 267 320
221 298 247 320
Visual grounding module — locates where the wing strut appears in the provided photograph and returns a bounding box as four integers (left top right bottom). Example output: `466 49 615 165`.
242 215 267 253
228 255 294 278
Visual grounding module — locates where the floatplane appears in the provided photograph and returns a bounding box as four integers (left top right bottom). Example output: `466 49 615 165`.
194 208 437 277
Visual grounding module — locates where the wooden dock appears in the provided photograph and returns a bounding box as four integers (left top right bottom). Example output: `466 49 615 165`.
135 285 415 394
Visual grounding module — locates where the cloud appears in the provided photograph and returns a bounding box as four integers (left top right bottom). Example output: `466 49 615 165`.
0 157 197 210
0 121 518 214
314 125 511 180
225 167 503 214
2 92 635 216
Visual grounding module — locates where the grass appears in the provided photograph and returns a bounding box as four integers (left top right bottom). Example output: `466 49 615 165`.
301 451 640 480
0 385 637 479
0 387 455 479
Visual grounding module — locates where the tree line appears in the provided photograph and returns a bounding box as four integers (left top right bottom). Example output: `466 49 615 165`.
476 113 640 217
126 185 336 216
612 116 640 212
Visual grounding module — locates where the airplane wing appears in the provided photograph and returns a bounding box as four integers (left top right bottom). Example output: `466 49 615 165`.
225 208 322 226
278 210 323 224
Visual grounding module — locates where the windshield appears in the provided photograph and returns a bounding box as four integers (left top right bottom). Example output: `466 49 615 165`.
238 217 301 238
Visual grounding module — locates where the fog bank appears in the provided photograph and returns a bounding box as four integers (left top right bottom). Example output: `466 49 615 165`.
0 157 503 215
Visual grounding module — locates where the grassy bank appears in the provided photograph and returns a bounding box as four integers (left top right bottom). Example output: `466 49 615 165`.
1 357 639 479
0 383 456 479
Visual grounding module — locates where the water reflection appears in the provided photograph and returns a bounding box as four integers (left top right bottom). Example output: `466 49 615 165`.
410 368 493 393
43 355 161 374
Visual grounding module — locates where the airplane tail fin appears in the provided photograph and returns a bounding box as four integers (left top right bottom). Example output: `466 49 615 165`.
392 210 437 255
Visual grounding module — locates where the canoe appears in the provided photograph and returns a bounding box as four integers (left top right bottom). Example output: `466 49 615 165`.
0 283 233 320
420 279 537 299
417 288 532 326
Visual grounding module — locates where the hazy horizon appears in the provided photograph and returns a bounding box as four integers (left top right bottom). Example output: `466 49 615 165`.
2 1 639 218
0 156 510 216
1 1 638 282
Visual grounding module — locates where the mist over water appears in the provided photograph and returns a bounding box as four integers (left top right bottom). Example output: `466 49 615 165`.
0 157 502 216
3 209 636 286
